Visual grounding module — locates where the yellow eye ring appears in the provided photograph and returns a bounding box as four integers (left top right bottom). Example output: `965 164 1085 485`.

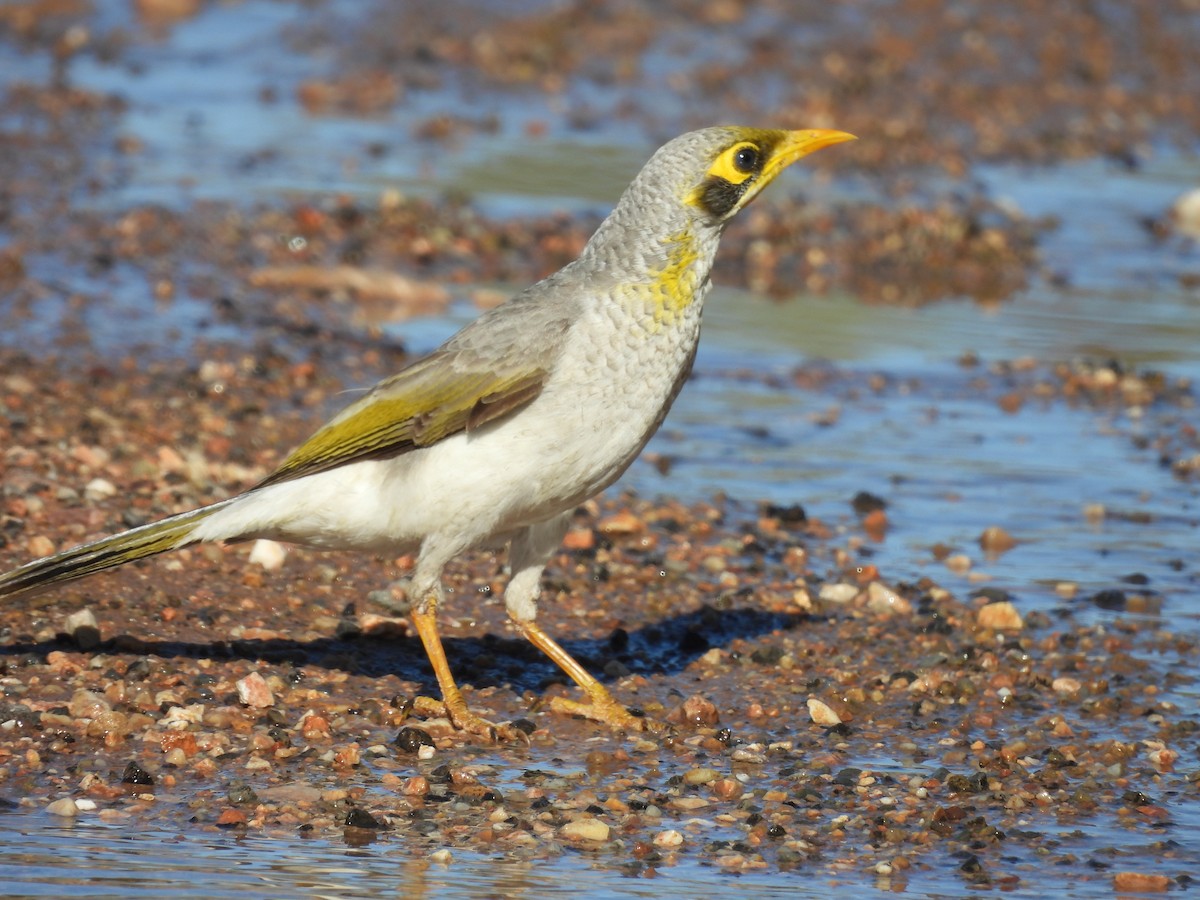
705 141 761 186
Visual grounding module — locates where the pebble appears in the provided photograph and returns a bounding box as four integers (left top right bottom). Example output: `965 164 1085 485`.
161 704 205 729
792 587 814 611
710 777 744 801
83 477 117 501
69 689 111 719
597 511 643 535
1171 186 1200 239
26 535 55 558
248 539 287 570
64 608 101 650
653 829 684 848
1113 872 1172 893
668 694 719 727
978 526 1017 554
216 808 247 827
818 582 859 605
865 581 912 617
561 528 595 550
807 698 842 726
976 600 1023 631
730 747 766 764
46 798 80 817
236 672 275 708
358 613 409 638
1051 677 1082 695
862 508 889 539
1146 743 1178 774
944 553 972 573
559 818 610 843
299 712 331 738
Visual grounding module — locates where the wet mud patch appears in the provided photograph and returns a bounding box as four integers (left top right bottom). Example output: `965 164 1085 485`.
0 351 1198 892
0 515 1197 892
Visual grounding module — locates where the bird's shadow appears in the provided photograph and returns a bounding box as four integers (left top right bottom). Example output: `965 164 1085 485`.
0 604 816 699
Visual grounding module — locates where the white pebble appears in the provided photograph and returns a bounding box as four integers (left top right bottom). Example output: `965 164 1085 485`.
248 539 287 570
63 608 101 649
807 698 842 726
46 798 79 817
560 818 610 842
84 478 117 502
654 829 684 848
1172 187 1200 239
866 581 912 616
818 583 859 604
1052 677 1082 695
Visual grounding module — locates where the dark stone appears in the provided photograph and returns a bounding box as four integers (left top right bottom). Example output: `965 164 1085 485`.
121 761 154 786
851 491 888 515
343 807 384 829
393 726 434 753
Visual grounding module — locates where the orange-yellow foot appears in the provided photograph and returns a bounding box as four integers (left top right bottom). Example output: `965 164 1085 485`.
409 695 525 743
546 694 665 734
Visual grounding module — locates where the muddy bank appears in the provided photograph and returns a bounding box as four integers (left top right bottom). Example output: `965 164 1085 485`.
0 347 1196 890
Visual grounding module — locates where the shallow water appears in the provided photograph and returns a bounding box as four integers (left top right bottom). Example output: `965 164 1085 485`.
0 816 1154 900
2 0 1200 895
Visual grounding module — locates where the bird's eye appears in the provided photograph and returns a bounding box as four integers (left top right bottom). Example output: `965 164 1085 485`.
733 144 760 173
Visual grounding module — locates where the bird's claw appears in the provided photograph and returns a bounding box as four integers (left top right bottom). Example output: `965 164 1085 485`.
546 695 666 734
409 695 526 743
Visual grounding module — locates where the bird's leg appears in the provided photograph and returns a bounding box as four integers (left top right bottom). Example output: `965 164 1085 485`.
408 585 519 742
514 618 653 732
507 515 658 733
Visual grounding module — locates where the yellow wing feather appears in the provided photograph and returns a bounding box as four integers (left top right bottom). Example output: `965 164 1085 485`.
257 352 547 488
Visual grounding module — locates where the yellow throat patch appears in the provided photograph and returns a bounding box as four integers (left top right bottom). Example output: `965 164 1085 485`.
639 229 701 328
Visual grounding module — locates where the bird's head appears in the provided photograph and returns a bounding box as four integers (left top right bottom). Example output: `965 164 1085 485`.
672 126 856 226
577 126 855 315
589 126 855 261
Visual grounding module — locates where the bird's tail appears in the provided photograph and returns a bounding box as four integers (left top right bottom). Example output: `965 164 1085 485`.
0 500 234 600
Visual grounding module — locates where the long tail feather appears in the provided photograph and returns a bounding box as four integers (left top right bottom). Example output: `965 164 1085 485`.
0 500 234 600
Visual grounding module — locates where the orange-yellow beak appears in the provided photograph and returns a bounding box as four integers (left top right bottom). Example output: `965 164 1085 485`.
762 129 857 182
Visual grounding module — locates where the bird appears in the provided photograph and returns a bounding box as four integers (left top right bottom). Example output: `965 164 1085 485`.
0 126 855 740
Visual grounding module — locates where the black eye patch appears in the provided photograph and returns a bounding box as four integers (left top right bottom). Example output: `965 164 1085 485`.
697 178 745 219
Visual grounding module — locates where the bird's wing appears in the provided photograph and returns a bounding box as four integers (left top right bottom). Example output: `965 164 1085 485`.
253 266 586 489
256 348 549 488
